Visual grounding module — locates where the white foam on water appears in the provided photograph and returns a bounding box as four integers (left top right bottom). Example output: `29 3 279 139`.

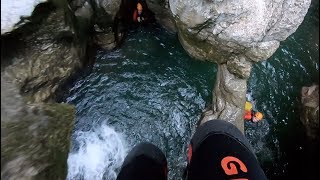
67 124 127 180
1 0 47 34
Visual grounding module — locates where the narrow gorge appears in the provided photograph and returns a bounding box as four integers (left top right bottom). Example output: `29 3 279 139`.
1 0 318 179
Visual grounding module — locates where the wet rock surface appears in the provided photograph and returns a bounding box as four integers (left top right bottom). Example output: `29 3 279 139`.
93 27 117 50
2 9 80 103
1 1 122 178
300 85 319 140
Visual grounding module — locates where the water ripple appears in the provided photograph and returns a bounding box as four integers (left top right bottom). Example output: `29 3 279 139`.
66 27 216 179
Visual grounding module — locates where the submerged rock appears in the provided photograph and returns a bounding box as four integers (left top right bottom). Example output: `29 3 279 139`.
169 0 311 132
300 85 319 140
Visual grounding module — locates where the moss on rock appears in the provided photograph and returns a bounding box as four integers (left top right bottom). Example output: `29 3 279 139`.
1 101 75 180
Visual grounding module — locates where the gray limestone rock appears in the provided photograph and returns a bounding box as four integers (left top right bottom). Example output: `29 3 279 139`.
200 64 247 132
1 75 75 180
170 0 311 131
1 8 78 179
227 56 252 79
170 0 311 62
69 0 121 27
94 27 117 50
97 0 122 20
2 10 80 103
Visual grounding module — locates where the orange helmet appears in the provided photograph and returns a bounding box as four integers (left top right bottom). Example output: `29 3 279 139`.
137 3 143 11
254 112 263 120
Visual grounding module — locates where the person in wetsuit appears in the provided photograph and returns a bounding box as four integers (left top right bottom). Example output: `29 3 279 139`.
132 2 155 25
112 0 155 47
244 101 264 122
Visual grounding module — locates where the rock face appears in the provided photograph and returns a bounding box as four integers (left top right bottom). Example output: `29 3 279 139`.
93 27 117 50
300 85 319 140
200 64 247 131
146 0 177 32
169 0 311 132
64 0 174 51
170 0 311 63
1 4 78 179
63 0 121 51
1 75 75 180
66 0 121 27
2 9 80 103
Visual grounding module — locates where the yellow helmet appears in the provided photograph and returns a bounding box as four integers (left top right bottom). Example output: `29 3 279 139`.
254 112 263 120
245 101 252 111
137 3 143 11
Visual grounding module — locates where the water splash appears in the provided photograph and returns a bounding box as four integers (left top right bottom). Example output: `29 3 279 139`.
67 124 127 180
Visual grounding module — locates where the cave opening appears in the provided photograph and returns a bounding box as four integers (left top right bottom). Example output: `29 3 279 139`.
112 0 156 47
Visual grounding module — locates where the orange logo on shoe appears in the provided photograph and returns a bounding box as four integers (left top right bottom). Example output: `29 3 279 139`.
221 156 248 179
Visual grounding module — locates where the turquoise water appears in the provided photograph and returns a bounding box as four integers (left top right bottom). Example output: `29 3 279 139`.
65 2 319 179
65 25 217 179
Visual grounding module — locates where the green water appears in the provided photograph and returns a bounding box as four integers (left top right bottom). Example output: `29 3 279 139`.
65 2 319 179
